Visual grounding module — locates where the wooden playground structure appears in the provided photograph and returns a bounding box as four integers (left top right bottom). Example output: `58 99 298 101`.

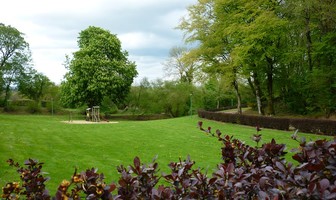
63 106 119 124
86 106 100 122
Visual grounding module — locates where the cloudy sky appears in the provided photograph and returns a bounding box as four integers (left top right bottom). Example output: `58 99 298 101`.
1 0 196 84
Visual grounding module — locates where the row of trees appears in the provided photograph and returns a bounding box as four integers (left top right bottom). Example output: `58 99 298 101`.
0 24 137 113
176 0 336 117
126 77 237 117
1 23 238 116
2 0 336 118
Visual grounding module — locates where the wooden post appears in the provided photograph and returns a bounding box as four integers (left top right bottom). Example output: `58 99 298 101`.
92 106 100 122
69 111 72 122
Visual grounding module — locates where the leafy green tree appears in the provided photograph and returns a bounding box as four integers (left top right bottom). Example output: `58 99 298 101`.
179 0 336 117
279 0 336 116
215 0 288 115
43 84 61 114
60 26 137 108
179 0 290 115
2 56 27 106
163 46 200 84
126 78 154 114
178 0 245 114
202 74 234 110
126 78 203 117
18 67 53 102
161 81 194 117
0 23 31 105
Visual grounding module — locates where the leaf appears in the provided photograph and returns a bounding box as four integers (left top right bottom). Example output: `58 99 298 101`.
209 177 217 185
227 163 235 174
292 154 304 163
308 182 316 193
326 193 336 200
178 167 184 177
258 191 269 199
152 155 158 163
234 182 243 188
318 179 330 193
259 177 269 188
133 156 140 168
276 161 286 173
108 183 116 193
118 179 127 187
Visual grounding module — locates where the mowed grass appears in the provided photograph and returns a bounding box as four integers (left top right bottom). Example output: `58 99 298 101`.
0 114 333 195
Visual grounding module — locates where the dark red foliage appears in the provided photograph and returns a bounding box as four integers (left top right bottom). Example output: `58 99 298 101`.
207 126 211 133
197 121 203 129
216 129 222 137
2 159 51 200
53 167 114 200
115 156 160 199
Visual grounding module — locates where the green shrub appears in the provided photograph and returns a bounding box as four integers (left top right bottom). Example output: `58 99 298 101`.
45 101 61 114
26 101 41 114
3 104 18 112
100 97 118 115
10 99 34 107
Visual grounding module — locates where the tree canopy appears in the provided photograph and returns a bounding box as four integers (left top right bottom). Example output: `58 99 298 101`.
178 0 336 117
60 26 138 108
18 67 53 102
163 46 200 84
0 23 32 105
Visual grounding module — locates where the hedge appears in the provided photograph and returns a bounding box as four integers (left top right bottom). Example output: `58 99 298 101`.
105 114 171 121
198 110 336 135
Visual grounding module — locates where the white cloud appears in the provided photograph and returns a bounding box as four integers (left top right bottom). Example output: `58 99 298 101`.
0 0 197 84
119 32 174 50
130 55 167 84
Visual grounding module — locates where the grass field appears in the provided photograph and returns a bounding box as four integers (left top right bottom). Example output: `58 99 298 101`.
0 114 333 195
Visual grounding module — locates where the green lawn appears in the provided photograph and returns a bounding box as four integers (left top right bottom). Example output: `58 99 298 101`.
0 114 333 195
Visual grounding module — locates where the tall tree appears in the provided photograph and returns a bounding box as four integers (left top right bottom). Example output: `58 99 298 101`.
163 46 199 84
2 56 27 105
179 0 290 115
0 23 30 70
60 26 138 108
281 0 336 116
217 0 288 115
178 0 244 114
18 68 53 102
0 23 31 105
178 0 336 116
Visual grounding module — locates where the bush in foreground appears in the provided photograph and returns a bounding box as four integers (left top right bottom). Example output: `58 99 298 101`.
2 129 336 199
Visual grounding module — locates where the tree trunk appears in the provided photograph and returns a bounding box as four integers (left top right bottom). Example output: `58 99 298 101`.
256 92 263 115
248 72 264 115
266 57 275 115
3 83 11 107
233 79 242 114
305 9 313 71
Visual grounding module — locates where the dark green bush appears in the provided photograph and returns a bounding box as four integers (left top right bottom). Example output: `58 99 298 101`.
106 114 170 121
10 99 34 107
3 104 18 112
26 101 41 114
